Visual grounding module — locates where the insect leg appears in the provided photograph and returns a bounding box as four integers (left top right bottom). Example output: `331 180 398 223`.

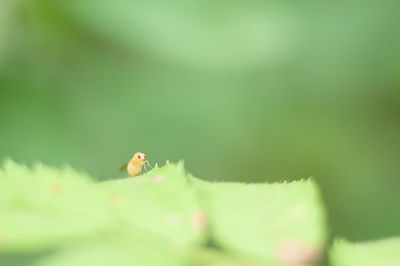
145 160 152 169
143 163 147 173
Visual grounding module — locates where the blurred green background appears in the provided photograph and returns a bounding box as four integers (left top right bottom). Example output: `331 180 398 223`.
0 0 399 242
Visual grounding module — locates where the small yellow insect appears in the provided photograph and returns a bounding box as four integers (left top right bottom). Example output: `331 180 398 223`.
120 152 151 177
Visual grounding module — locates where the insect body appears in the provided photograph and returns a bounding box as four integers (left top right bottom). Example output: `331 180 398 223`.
120 152 151 177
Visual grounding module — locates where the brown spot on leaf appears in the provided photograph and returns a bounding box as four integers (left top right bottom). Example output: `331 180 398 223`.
50 183 63 195
151 176 164 183
110 193 122 203
277 239 321 265
191 210 208 231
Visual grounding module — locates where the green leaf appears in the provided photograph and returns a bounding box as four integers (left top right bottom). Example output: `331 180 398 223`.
187 248 267 266
189 176 328 265
330 238 400 266
0 159 114 251
100 161 206 247
0 160 207 265
35 240 184 266
0 159 329 266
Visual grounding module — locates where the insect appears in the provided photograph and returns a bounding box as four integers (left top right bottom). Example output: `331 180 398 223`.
119 152 151 177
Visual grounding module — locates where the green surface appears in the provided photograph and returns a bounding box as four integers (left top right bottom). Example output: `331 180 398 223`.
0 160 328 265
0 159 107 251
330 238 400 266
190 176 327 264
35 241 183 266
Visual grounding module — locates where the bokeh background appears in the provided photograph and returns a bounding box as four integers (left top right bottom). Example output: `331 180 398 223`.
1 0 399 242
